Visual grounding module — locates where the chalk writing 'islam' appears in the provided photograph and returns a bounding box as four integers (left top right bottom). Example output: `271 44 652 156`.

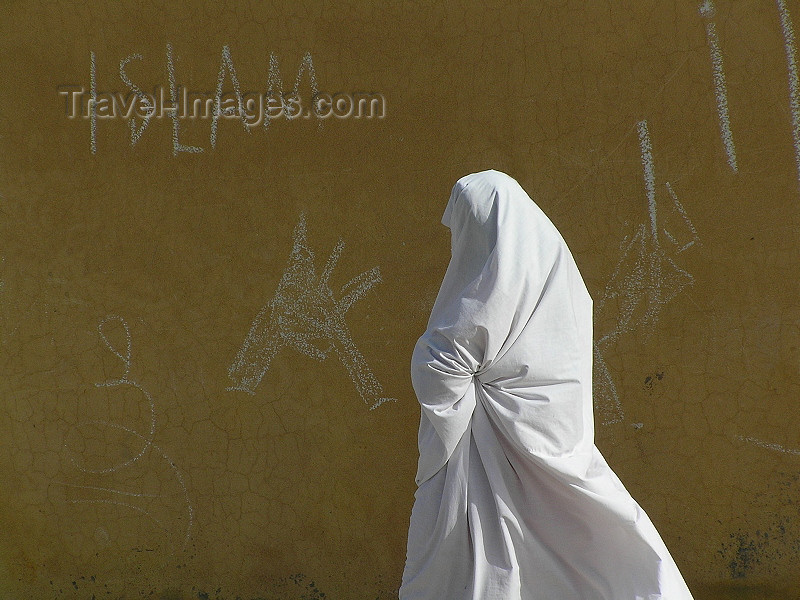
228 214 395 410
61 45 386 155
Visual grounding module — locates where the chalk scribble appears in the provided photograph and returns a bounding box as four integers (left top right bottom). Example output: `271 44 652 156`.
59 315 193 553
700 0 738 172
594 120 700 425
777 0 800 189
228 214 394 410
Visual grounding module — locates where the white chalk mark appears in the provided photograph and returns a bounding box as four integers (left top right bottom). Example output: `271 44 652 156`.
119 54 154 146
700 1 738 172
264 51 322 129
739 435 800 457
210 45 250 148
79 421 194 549
65 315 156 474
60 315 194 552
66 413 152 475
52 482 159 498
265 53 283 117
97 314 131 372
166 43 203 155
592 343 624 425
595 224 693 347
291 52 320 123
65 498 165 531
664 182 701 253
777 0 800 189
637 120 658 242
264 53 293 129
90 51 97 154
699 0 715 18
594 122 699 425
228 214 394 410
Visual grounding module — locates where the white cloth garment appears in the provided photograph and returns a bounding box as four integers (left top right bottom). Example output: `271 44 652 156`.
400 170 693 600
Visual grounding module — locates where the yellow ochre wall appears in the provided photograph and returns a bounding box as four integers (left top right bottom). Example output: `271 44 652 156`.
0 1 798 599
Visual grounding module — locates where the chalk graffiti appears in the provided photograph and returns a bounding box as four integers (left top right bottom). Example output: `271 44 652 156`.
209 45 251 149
699 0 738 173
119 53 154 148
739 435 800 457
694 0 800 183
663 182 700 253
594 120 700 425
777 0 800 188
263 51 320 132
167 43 203 155
77 45 323 154
228 214 395 410
58 315 193 553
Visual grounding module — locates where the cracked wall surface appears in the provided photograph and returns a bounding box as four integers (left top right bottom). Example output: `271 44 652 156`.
0 1 799 599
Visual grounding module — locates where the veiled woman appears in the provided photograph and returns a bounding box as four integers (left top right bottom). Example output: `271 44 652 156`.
400 170 693 600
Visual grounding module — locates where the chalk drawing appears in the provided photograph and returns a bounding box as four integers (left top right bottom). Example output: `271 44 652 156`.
664 182 700 252
228 214 394 410
63 316 156 474
638 120 658 240
593 120 699 425
84 46 324 154
166 43 203 156
62 498 166 530
739 435 800 457
699 0 738 173
210 45 250 148
119 54 155 147
264 51 321 129
53 483 159 498
777 0 800 188
60 315 193 552
290 51 320 122
592 344 624 426
264 53 290 128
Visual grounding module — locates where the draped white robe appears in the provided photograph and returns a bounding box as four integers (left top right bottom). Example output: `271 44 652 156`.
400 170 693 600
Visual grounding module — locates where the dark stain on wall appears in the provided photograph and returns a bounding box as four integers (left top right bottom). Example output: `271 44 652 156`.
718 472 800 581
720 531 767 578
643 370 665 393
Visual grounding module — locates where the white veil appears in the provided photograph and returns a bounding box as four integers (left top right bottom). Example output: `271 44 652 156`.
401 170 693 600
